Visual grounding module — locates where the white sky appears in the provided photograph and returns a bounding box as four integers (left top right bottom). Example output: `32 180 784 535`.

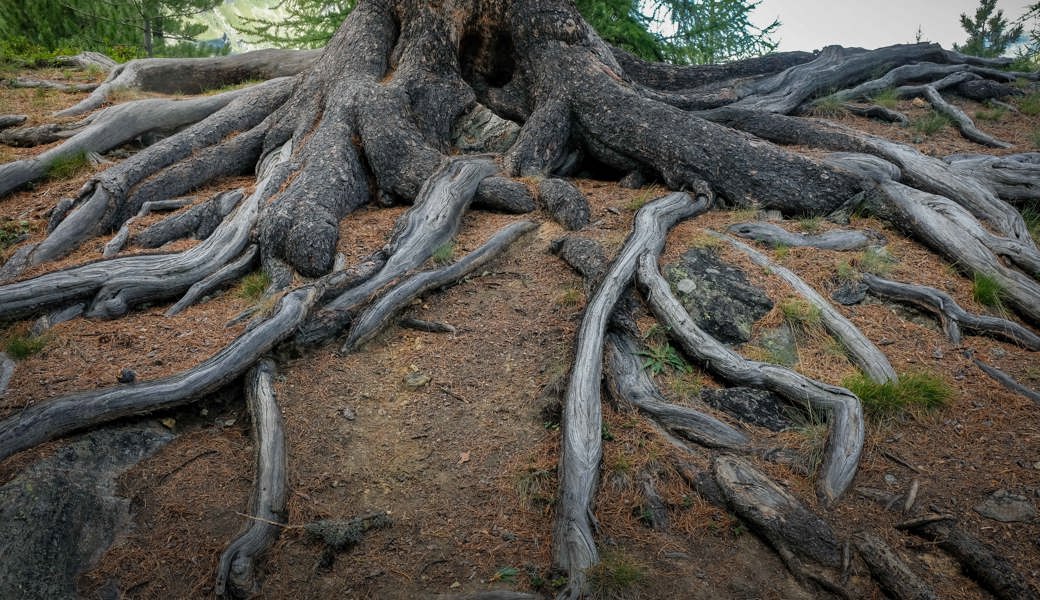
750 0 1035 52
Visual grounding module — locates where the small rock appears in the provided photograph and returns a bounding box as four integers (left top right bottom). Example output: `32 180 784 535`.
974 490 1037 523
341 406 357 421
116 369 136 384
831 281 868 305
404 372 431 389
160 418 176 430
884 473 898 485
991 347 1007 359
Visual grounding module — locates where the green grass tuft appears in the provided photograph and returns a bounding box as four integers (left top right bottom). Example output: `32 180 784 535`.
1021 202 1040 243
45 150 91 180
810 94 846 118
1019 91 1040 116
780 298 821 330
972 272 1006 310
238 271 271 302
871 87 900 109
912 111 949 136
843 372 951 418
5 333 47 360
858 246 896 276
432 240 455 265
587 551 646 599
0 219 30 250
638 342 691 376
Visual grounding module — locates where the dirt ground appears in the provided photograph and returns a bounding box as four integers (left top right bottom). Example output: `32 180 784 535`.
1 63 1039 599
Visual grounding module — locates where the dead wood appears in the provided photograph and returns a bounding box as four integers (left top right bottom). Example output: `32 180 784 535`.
712 230 897 384
555 191 710 598
727 221 876 251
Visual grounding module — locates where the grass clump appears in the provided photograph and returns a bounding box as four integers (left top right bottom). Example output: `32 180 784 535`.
1021 202 1040 243
0 219 30 250
587 551 646 599
638 342 691 376
858 246 896 276
238 271 271 302
835 259 857 282
5 332 47 359
780 298 822 330
871 87 900 109
843 372 951 418
556 286 583 307
810 94 846 118
972 272 1006 310
431 240 455 265
798 216 822 234
45 150 91 180
974 104 1007 122
912 111 949 136
1018 91 1040 116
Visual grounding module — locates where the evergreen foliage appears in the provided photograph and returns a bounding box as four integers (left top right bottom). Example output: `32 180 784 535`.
955 0 1023 57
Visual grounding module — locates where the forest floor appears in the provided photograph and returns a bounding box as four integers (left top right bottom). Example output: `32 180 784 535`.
1 64 1039 600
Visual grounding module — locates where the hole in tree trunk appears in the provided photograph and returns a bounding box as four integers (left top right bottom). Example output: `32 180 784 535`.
459 30 516 88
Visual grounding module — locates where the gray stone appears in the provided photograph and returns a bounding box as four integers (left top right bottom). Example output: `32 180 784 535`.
974 490 1037 523
0 426 173 598
831 281 868 305
665 247 773 344
756 324 799 367
701 387 793 432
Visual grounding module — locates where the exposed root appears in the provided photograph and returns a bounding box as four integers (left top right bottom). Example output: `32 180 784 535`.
965 350 1040 404
215 359 287 598
636 252 864 503
166 245 259 317
862 274 1040 349
56 49 319 118
853 531 937 600
727 221 877 251
342 219 537 352
554 191 709 598
711 230 897 384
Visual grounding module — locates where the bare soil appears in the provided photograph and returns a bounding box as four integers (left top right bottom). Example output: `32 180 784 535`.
1 66 1039 599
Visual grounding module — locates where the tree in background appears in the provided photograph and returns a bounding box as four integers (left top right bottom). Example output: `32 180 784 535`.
236 0 777 63
955 0 1023 57
0 0 224 58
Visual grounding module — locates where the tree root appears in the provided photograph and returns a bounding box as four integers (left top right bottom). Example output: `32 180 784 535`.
897 515 1040 600
554 191 710 599
853 532 937 600
711 230 897 384
604 332 749 450
727 221 877 251
0 190 257 321
215 359 287 599
0 284 318 462
862 274 1040 349
133 189 245 249
636 252 863 503
945 153 1040 202
965 350 1040 404
342 219 537 352
56 49 319 118
9 77 98 93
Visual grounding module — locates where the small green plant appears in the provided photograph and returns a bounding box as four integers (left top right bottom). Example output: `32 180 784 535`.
835 259 857 281
5 332 47 359
668 372 703 398
912 111 949 136
843 372 951 418
586 551 646 599
0 219 30 250
556 286 583 307
516 468 554 508
1019 91 1040 116
972 272 1006 310
858 246 896 276
871 87 900 109
638 342 691 376
432 240 455 265
238 271 271 302
1021 202 1040 242
490 566 519 583
773 243 790 260
45 150 91 180
780 298 822 330
810 94 846 118
798 216 822 234
974 104 1007 122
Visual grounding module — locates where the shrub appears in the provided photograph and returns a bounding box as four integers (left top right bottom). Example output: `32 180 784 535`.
5 333 47 360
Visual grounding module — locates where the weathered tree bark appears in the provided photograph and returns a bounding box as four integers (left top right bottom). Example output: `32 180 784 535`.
853 532 937 600
4 1 1040 597
712 230 897 384
727 221 877 250
554 191 709 599
215 359 287 598
898 516 1040 600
